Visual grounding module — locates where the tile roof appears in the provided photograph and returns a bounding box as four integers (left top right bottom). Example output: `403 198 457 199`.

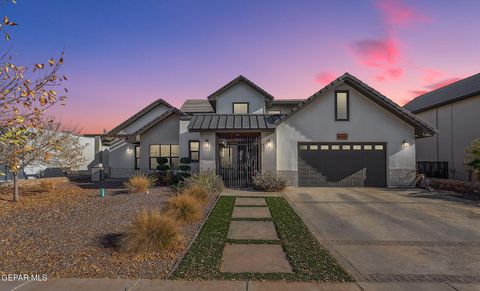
404 73 480 113
180 99 214 113
187 114 282 131
277 72 437 138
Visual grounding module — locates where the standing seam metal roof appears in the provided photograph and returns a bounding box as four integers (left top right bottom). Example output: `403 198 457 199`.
187 114 282 131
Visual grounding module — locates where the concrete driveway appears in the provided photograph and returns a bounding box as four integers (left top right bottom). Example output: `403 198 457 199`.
284 187 480 285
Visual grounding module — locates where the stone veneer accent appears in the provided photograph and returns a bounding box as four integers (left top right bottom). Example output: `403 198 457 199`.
277 170 298 186
388 168 416 187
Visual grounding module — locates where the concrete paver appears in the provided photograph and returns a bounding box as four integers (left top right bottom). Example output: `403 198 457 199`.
235 197 267 206
249 281 362 291
221 244 292 273
228 221 279 240
357 282 456 290
13 278 138 291
232 207 271 219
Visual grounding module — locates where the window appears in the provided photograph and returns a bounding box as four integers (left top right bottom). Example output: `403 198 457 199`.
353 145 362 150
364 145 373 150
309 145 318 150
134 146 140 170
268 110 281 114
374 145 384 150
233 102 249 114
342 145 351 150
331 145 340 150
335 91 349 121
320 145 329 150
189 141 200 162
299 145 308 150
149 144 179 170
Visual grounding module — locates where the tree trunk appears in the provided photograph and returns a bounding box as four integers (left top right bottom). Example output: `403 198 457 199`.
13 172 19 202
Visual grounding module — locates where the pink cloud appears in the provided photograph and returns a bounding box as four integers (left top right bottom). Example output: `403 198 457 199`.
409 77 462 98
315 72 337 85
375 0 430 27
422 68 443 83
350 38 399 67
425 77 461 90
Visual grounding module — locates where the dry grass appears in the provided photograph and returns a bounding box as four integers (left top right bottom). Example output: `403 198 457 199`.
39 180 58 193
124 172 157 194
183 185 208 202
121 209 181 254
165 194 201 223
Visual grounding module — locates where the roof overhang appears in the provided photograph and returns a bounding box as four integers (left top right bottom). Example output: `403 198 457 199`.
187 114 282 132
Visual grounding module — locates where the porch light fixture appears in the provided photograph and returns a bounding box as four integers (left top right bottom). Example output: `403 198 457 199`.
266 139 272 149
204 139 210 149
402 140 409 147
127 147 133 153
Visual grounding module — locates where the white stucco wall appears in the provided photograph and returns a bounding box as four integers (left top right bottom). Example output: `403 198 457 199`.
215 82 267 114
276 84 416 187
199 132 216 171
108 138 136 178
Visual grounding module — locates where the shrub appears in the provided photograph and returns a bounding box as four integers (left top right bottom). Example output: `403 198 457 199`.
121 209 180 254
39 180 58 193
466 138 480 180
124 172 157 193
252 172 287 192
185 170 224 194
164 194 201 222
184 185 209 202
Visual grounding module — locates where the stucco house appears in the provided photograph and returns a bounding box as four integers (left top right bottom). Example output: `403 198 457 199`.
93 73 436 188
404 73 480 181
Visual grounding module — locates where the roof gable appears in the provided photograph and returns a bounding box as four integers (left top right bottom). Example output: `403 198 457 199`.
106 99 174 136
278 73 436 138
404 73 480 113
207 75 275 106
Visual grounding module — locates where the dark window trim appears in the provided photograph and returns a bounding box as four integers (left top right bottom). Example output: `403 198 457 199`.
134 145 140 170
335 90 350 121
232 102 249 114
268 110 281 114
189 140 200 163
149 144 179 170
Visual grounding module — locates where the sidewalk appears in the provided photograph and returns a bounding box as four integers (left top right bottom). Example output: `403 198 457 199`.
2 278 478 291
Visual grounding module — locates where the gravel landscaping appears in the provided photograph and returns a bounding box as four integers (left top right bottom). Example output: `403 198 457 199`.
0 179 217 279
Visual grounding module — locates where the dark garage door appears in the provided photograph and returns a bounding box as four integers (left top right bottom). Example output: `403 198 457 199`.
298 142 386 187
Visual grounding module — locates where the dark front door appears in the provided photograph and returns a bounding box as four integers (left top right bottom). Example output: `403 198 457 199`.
217 133 261 188
298 142 386 187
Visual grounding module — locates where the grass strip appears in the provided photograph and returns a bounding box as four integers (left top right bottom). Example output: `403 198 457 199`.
171 196 235 280
266 197 353 282
226 239 281 244
172 196 353 282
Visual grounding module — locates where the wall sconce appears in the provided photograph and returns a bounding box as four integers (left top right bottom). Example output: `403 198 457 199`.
127 147 133 153
402 140 409 147
266 139 272 149
204 139 210 149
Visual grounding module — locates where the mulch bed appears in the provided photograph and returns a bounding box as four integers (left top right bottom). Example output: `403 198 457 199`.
0 180 217 279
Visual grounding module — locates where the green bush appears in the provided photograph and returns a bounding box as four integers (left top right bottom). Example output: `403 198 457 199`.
184 170 224 194
252 172 287 192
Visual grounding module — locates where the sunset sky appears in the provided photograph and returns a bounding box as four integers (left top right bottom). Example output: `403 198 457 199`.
3 0 480 133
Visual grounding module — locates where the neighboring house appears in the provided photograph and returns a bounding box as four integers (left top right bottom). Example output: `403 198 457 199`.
1 135 95 181
94 73 435 188
404 73 480 181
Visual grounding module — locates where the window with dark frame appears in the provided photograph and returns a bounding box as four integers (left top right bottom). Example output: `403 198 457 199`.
149 144 179 170
134 145 140 170
335 90 349 121
189 140 200 162
232 102 249 114
268 110 281 114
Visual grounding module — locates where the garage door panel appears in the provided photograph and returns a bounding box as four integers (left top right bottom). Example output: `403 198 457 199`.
298 143 386 187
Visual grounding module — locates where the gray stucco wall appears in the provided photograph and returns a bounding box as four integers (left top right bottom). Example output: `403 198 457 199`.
276 84 416 187
108 139 136 178
139 115 180 173
215 82 266 114
261 132 276 173
416 94 480 181
179 119 200 172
